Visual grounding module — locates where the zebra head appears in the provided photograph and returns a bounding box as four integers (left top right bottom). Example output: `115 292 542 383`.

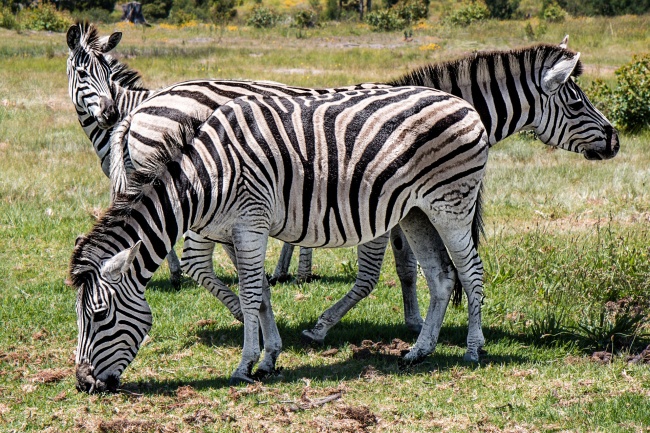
71 240 152 393
66 22 122 129
533 46 619 160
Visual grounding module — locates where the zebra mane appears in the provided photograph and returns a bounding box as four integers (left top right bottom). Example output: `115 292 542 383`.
74 21 102 53
389 44 583 88
69 118 203 285
107 56 146 91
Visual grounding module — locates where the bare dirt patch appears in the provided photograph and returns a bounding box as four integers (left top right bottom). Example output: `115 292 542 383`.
29 368 72 384
350 338 410 360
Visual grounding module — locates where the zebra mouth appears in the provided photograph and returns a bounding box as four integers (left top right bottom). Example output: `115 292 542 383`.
75 362 120 393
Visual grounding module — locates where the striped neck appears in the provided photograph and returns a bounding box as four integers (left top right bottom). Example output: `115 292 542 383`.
388 46 569 145
76 84 152 176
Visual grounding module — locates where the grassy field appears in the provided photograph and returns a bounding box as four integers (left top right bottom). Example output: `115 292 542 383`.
1 15 650 432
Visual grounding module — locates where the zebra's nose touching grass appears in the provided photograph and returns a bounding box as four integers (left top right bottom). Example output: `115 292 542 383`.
75 362 119 394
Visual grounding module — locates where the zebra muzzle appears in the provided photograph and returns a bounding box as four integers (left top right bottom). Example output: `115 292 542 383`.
75 362 115 393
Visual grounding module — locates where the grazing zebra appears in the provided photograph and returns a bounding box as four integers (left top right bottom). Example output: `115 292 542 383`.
72 86 489 391
65 22 388 323
299 39 620 347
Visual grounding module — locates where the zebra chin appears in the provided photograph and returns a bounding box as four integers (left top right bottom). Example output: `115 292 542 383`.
75 362 120 394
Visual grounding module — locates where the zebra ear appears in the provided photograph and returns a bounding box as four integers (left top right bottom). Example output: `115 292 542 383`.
100 241 142 280
542 52 580 94
66 24 81 50
559 35 569 49
100 32 122 53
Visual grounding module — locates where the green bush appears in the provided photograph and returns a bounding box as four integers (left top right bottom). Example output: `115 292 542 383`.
484 0 519 19
366 8 405 31
71 7 118 23
444 1 490 26
19 3 72 32
585 54 650 132
395 0 428 23
210 0 237 25
247 5 280 28
0 7 17 30
541 1 567 22
292 7 318 28
141 0 173 19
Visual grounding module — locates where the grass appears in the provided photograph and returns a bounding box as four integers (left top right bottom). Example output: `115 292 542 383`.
1 15 650 432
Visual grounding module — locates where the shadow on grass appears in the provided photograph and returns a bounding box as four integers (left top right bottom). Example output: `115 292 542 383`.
122 321 539 395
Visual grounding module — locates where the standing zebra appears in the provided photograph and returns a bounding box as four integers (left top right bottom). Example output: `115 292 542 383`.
299 40 620 348
102 31 619 361
72 86 490 391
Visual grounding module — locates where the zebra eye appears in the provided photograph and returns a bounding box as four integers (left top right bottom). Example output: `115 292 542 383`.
94 309 108 322
77 69 88 79
568 100 583 111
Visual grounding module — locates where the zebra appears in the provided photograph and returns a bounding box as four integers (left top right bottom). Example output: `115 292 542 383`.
71 81 617 391
104 35 619 359
299 38 621 347
65 22 390 324
72 86 489 391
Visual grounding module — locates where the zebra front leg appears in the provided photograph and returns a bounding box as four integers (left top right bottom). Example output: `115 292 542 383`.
166 249 182 289
398 209 456 365
269 243 294 285
180 232 242 322
390 226 423 333
301 233 389 345
230 224 281 385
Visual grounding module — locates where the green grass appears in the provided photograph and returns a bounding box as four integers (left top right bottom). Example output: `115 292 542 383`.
1 16 650 433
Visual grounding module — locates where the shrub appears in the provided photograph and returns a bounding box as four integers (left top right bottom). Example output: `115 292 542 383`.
444 1 490 26
210 0 237 26
541 1 566 22
585 54 650 132
366 8 405 31
484 0 519 19
395 0 428 23
71 7 118 23
247 5 280 28
292 7 318 28
0 7 17 30
141 0 173 20
19 3 72 32
168 7 197 25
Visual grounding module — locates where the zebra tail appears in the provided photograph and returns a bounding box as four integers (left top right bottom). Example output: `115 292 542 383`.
109 115 133 200
451 182 485 307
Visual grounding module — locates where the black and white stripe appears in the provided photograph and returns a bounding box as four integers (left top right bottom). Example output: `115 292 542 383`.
71 86 489 389
301 39 620 348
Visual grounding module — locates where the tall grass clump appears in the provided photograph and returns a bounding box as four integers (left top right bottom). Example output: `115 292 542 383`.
247 5 281 28
586 54 650 132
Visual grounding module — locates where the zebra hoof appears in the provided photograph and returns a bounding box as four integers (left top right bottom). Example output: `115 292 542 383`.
295 274 320 284
252 367 282 381
229 373 255 386
397 352 425 370
267 273 292 286
405 321 423 334
463 349 483 363
300 330 324 347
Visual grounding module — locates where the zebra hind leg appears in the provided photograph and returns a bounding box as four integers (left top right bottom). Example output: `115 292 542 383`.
432 216 485 363
301 233 389 345
180 232 243 322
390 226 424 333
269 243 294 285
397 209 457 366
295 247 317 283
